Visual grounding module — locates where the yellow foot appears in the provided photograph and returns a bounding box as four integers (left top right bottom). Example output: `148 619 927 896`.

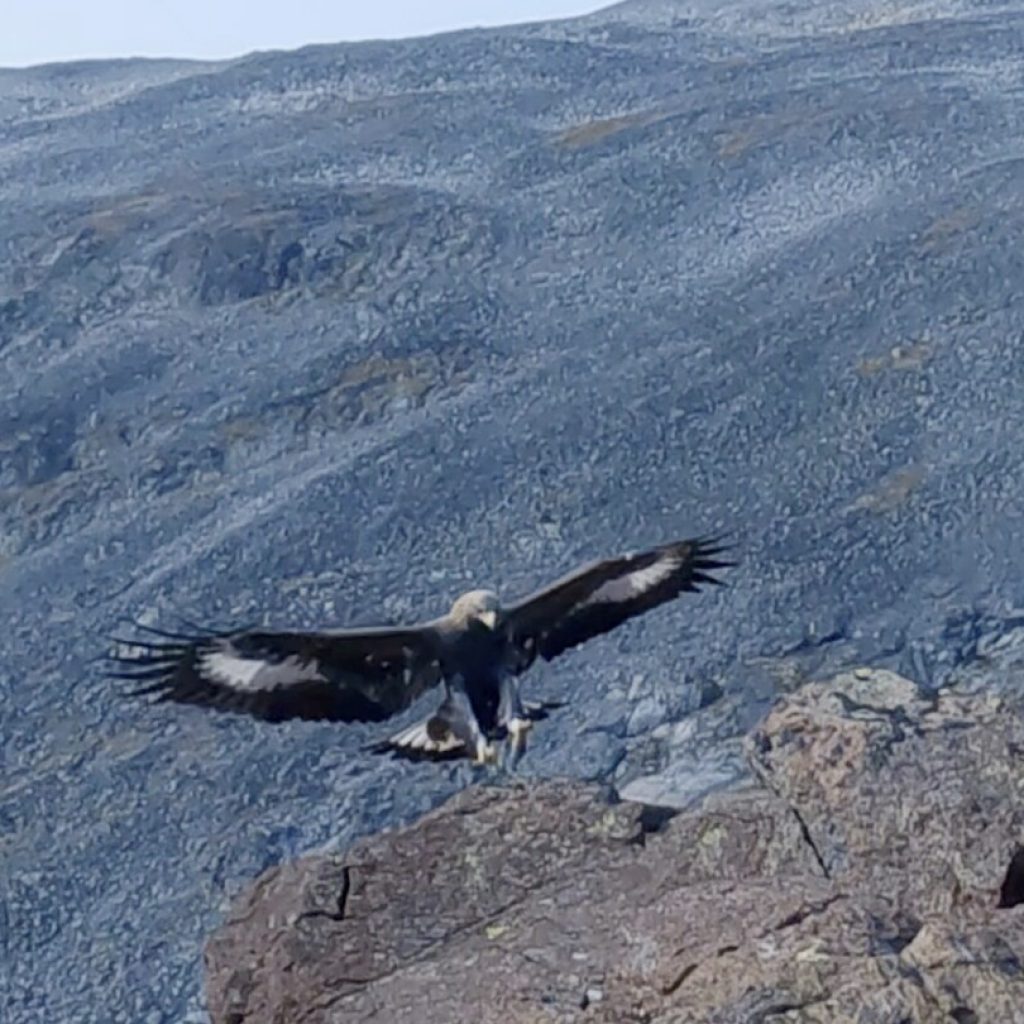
472 740 500 765
508 717 533 747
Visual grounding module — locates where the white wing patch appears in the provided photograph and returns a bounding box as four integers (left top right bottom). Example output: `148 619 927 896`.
588 555 679 604
200 648 325 692
387 718 463 754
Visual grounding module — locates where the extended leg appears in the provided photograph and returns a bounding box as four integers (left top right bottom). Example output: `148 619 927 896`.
497 674 532 762
440 685 498 765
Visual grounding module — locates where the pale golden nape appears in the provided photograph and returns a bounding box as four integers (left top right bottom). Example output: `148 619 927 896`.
448 588 502 627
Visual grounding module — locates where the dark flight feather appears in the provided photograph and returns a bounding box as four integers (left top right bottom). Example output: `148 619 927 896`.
109 624 443 724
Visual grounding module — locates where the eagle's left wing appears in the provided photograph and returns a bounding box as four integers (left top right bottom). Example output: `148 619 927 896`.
109 622 444 724
502 536 733 673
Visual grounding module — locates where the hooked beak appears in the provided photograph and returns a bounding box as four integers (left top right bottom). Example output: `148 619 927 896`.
478 609 498 630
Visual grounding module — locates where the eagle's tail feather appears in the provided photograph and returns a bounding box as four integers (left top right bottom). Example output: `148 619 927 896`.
364 716 467 762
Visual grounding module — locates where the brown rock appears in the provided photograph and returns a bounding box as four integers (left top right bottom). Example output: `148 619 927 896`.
746 669 1024 914
204 670 1024 1023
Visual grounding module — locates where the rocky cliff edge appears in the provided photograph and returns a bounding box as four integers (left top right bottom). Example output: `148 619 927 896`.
204 669 1024 1023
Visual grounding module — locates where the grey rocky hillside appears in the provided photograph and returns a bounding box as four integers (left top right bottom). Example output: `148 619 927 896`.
4 0 1024 1021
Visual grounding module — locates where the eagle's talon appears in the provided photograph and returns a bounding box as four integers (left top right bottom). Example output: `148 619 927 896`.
508 717 532 752
509 716 532 737
498 717 532 769
473 741 500 765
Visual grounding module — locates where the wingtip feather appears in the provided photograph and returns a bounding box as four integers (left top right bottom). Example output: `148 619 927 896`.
690 533 735 556
107 665 177 681
121 679 173 698
688 534 737 580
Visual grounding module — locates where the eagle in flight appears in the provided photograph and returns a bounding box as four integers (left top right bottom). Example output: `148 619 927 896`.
111 536 732 765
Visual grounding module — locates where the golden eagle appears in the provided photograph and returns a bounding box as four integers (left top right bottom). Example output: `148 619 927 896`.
111 536 732 764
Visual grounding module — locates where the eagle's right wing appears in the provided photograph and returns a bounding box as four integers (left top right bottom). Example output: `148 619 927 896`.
109 622 444 724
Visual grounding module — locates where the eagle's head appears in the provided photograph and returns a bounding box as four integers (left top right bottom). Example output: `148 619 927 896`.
449 589 502 630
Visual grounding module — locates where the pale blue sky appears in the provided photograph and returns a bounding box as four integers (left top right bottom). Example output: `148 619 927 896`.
3 1 609 68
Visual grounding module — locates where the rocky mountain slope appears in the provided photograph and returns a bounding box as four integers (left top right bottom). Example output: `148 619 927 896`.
4 0 1024 1020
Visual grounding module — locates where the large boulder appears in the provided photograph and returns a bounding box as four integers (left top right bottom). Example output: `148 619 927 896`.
204 669 1024 1022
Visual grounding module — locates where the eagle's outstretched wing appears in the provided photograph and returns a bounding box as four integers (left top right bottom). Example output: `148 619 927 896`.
109 622 444 724
502 536 733 672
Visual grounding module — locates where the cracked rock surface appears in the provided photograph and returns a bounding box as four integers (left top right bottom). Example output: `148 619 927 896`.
204 668 1024 1022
